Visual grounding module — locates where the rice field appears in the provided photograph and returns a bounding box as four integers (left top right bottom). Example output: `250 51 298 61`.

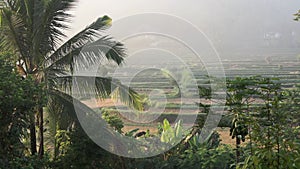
86 55 300 145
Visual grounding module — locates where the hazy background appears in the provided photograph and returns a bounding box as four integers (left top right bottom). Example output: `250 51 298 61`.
66 0 300 60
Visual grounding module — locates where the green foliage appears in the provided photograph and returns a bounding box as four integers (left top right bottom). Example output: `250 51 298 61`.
226 77 256 142
177 144 235 169
1 0 142 160
54 130 70 158
53 125 118 169
187 131 221 150
122 129 234 169
160 119 184 144
198 85 212 115
226 76 262 164
101 108 124 133
1 47 300 169
0 54 45 168
5 154 51 169
52 76 300 169
238 80 300 169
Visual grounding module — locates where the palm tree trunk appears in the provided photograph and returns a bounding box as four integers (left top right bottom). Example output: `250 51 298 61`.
38 106 44 158
30 115 37 155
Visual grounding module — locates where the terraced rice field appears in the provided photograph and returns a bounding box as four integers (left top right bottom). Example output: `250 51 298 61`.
83 55 300 144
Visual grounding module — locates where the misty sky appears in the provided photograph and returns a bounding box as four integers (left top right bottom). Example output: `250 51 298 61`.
66 0 300 60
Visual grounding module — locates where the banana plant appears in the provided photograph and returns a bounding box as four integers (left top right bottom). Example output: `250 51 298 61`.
160 119 184 145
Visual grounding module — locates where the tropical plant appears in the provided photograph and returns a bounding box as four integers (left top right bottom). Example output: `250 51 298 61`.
239 79 300 169
52 125 119 169
0 0 142 158
176 144 235 169
160 119 184 145
0 53 46 168
101 108 124 133
226 77 257 164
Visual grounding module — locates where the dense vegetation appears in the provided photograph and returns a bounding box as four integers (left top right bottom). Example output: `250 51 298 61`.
0 0 141 165
0 0 300 169
1 52 300 168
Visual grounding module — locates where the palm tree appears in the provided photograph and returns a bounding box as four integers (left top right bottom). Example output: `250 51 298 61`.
0 0 142 157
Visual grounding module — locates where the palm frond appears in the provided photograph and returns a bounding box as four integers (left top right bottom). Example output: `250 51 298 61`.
35 0 76 56
45 35 126 73
48 88 94 119
51 75 143 110
1 0 77 69
44 96 64 153
47 94 73 131
0 7 28 62
44 91 77 153
48 88 129 154
44 15 114 68
81 36 125 65
0 0 17 10
45 88 93 156
110 81 143 111
0 1 6 9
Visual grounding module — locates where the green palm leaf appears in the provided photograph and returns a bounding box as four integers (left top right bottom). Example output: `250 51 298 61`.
44 15 115 69
0 0 142 157
0 7 27 62
53 75 143 110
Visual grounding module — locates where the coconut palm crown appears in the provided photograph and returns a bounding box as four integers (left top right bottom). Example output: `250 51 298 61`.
0 0 142 157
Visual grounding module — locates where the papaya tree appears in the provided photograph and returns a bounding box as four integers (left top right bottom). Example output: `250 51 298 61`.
226 76 257 164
